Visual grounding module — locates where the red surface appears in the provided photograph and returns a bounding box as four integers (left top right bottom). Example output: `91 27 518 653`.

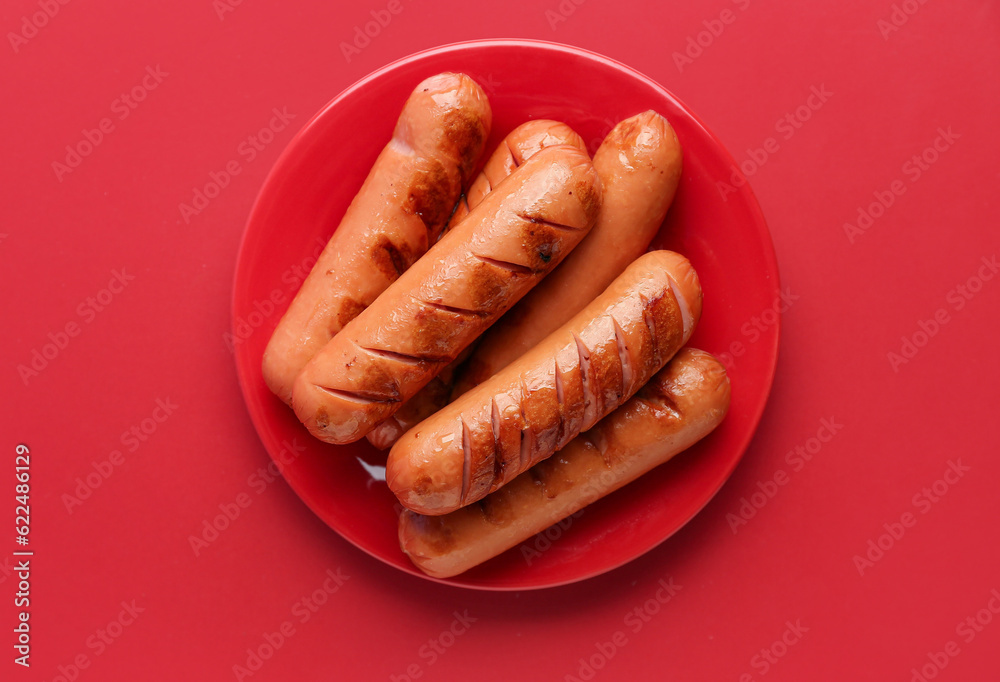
234 39 779 590
2 0 997 680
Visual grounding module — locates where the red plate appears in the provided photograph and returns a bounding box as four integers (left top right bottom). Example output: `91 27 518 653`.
232 39 779 590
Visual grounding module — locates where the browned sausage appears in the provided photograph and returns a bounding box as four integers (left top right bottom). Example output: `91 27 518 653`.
399 347 730 578
386 250 702 515
366 119 587 450
262 72 491 403
452 110 682 397
445 119 587 230
292 145 602 444
365 349 470 451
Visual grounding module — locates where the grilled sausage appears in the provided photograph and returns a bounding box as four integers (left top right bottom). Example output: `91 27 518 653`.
453 110 683 397
292 145 602 444
262 72 491 403
445 119 587 230
365 349 470 451
399 348 730 578
387 250 702 515
367 119 587 449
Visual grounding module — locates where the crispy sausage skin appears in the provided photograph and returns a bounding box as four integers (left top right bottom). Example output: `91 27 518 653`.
446 119 587 229
365 349 470 451
452 110 682 397
262 73 492 403
292 145 602 444
366 120 587 450
398 348 730 578
386 250 702 515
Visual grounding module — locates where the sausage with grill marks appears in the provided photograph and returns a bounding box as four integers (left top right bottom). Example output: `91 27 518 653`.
366 120 587 450
262 72 491 403
365 348 471 451
386 250 702 515
452 110 683 398
292 144 602 444
398 347 730 578
445 119 587 231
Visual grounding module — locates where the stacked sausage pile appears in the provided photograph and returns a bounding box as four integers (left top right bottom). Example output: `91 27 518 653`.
262 72 731 578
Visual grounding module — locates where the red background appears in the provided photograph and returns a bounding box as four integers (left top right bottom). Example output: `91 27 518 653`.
2 1 998 681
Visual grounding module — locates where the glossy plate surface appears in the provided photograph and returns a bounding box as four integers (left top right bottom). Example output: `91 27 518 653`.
232 39 779 590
